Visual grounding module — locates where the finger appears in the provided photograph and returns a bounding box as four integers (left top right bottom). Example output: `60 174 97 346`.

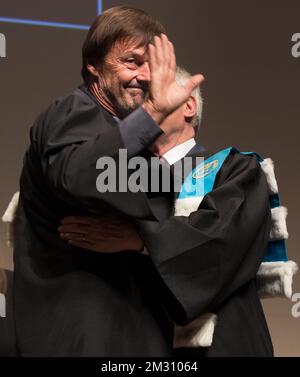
61 230 122 245
90 232 125 241
147 43 156 72
60 232 90 242
59 225 128 241
68 240 93 249
184 74 205 93
61 216 95 225
153 34 163 66
61 214 114 226
88 223 121 235
160 34 170 65
100 220 130 230
59 216 116 232
168 41 176 73
58 224 90 234
68 240 120 254
94 229 125 238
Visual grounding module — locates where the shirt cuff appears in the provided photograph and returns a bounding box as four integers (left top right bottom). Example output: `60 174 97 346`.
118 107 163 158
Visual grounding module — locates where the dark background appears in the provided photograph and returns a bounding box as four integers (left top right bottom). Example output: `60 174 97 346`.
0 0 299 356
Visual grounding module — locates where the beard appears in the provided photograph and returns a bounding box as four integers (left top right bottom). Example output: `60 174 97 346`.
103 85 148 119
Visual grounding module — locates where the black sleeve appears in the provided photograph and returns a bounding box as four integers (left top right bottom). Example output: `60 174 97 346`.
138 153 272 325
35 93 162 219
118 107 163 158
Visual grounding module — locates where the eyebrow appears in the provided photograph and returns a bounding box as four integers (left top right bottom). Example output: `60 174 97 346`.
122 50 149 61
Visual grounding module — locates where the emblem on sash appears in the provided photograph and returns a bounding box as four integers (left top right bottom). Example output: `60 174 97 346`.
192 159 219 179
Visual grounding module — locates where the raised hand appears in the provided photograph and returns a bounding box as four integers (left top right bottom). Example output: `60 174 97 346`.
143 34 204 125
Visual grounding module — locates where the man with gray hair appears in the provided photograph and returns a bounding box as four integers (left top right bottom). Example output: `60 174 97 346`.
175 66 203 131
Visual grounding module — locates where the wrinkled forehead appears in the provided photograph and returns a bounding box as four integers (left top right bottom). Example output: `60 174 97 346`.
107 37 149 58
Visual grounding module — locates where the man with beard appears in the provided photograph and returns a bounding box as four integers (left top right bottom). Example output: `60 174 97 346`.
13 6 204 356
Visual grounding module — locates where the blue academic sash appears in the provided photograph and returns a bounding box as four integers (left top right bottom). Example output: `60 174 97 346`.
177 147 289 263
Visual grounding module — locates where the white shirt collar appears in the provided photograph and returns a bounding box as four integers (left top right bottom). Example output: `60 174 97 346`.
162 138 196 165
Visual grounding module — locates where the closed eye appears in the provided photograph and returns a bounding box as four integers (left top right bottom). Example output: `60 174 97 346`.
124 58 139 69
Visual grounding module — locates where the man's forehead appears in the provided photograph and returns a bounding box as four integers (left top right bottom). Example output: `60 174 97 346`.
112 38 148 56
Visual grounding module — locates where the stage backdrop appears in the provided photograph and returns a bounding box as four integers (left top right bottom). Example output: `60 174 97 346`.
0 0 299 356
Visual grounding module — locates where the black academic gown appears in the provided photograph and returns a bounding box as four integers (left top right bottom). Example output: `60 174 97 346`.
0 270 17 356
13 84 273 357
13 85 176 357
138 144 274 357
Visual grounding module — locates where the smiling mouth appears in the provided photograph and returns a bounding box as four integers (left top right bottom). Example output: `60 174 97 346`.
127 87 144 95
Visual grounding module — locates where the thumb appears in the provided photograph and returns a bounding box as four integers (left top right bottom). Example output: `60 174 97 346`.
184 74 205 93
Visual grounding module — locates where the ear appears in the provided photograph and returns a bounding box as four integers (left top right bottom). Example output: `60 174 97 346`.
184 96 197 120
86 64 100 79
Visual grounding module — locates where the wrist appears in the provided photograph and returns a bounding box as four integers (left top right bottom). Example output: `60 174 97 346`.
142 101 168 125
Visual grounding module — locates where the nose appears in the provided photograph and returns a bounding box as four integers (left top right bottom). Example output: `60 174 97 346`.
136 62 150 83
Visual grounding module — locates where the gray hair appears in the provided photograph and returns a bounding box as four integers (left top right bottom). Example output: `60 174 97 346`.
175 66 203 133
